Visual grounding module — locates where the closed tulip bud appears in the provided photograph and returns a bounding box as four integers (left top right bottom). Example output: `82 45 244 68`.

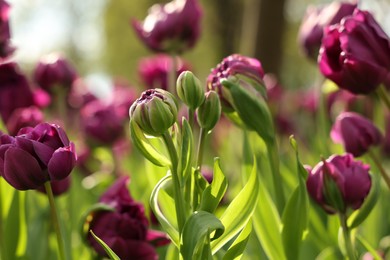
306 154 371 214
176 71 205 110
319 9 390 94
5 106 44 136
331 112 382 157
197 91 221 131
129 89 178 136
0 123 77 190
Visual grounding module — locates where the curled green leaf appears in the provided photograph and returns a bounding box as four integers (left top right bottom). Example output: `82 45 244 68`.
90 230 120 260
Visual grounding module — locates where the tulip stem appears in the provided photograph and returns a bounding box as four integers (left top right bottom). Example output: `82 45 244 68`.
367 149 390 190
162 131 186 234
196 128 207 171
266 138 285 214
339 213 356 260
188 108 195 129
377 85 390 111
44 181 66 260
169 54 178 96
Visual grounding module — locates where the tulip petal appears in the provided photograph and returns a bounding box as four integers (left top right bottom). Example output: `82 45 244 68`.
146 230 171 247
32 141 55 165
3 147 46 190
47 145 76 180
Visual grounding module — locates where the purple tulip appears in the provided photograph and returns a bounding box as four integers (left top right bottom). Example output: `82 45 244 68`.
207 54 265 111
0 62 36 122
87 176 170 260
0 123 76 190
6 106 44 136
0 0 14 59
132 0 202 53
298 1 356 60
36 175 71 196
138 54 191 90
331 112 382 157
306 154 371 214
319 9 390 94
33 53 78 92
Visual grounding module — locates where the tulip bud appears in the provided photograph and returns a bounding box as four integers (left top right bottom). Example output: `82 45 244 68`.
197 91 221 131
331 112 382 157
176 71 205 110
129 89 178 136
306 154 371 214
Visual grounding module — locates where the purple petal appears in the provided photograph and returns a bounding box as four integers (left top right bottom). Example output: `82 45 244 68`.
32 141 55 165
47 145 76 180
3 147 47 190
146 230 171 247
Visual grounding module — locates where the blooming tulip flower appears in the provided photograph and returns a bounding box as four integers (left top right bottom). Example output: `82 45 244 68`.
33 53 78 92
319 9 390 94
138 54 191 90
132 0 202 53
0 0 14 59
0 62 36 122
0 123 76 190
306 153 371 214
298 1 356 60
331 112 382 157
86 176 170 260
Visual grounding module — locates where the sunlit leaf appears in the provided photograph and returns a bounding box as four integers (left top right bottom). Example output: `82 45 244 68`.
90 230 120 260
356 235 382 260
181 211 224 260
129 120 171 167
199 158 228 213
211 160 259 254
222 219 252 260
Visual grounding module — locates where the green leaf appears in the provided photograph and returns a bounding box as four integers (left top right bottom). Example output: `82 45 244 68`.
89 230 120 260
199 158 228 213
129 120 171 167
211 160 259 254
281 137 310 260
252 180 285 260
221 79 274 144
348 173 380 229
222 219 252 260
181 211 224 260
178 118 193 183
356 235 383 260
150 174 179 246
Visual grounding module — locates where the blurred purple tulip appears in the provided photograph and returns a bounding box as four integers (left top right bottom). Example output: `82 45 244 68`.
138 54 191 90
33 53 78 92
0 0 14 59
5 106 44 136
87 176 170 260
319 9 390 94
132 0 202 53
331 112 382 157
0 62 36 122
207 54 265 111
298 1 356 60
306 153 371 214
0 123 76 190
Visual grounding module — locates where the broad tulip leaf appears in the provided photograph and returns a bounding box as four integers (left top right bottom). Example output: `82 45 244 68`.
181 211 224 260
199 158 228 213
129 120 171 167
150 174 179 246
221 79 274 144
178 118 193 183
281 137 309 260
90 230 120 260
222 219 253 260
253 180 286 260
348 173 380 229
211 160 259 254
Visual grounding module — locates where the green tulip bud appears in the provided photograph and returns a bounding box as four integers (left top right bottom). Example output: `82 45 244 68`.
129 88 178 136
176 71 205 110
197 91 221 131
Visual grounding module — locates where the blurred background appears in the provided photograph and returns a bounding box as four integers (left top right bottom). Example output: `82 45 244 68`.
7 0 390 92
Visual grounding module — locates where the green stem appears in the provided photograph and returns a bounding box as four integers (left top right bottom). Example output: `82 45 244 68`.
162 132 186 233
44 181 66 260
0 179 6 260
339 213 356 260
196 128 207 171
169 54 178 96
367 149 390 190
377 85 390 111
188 108 195 130
266 138 285 214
